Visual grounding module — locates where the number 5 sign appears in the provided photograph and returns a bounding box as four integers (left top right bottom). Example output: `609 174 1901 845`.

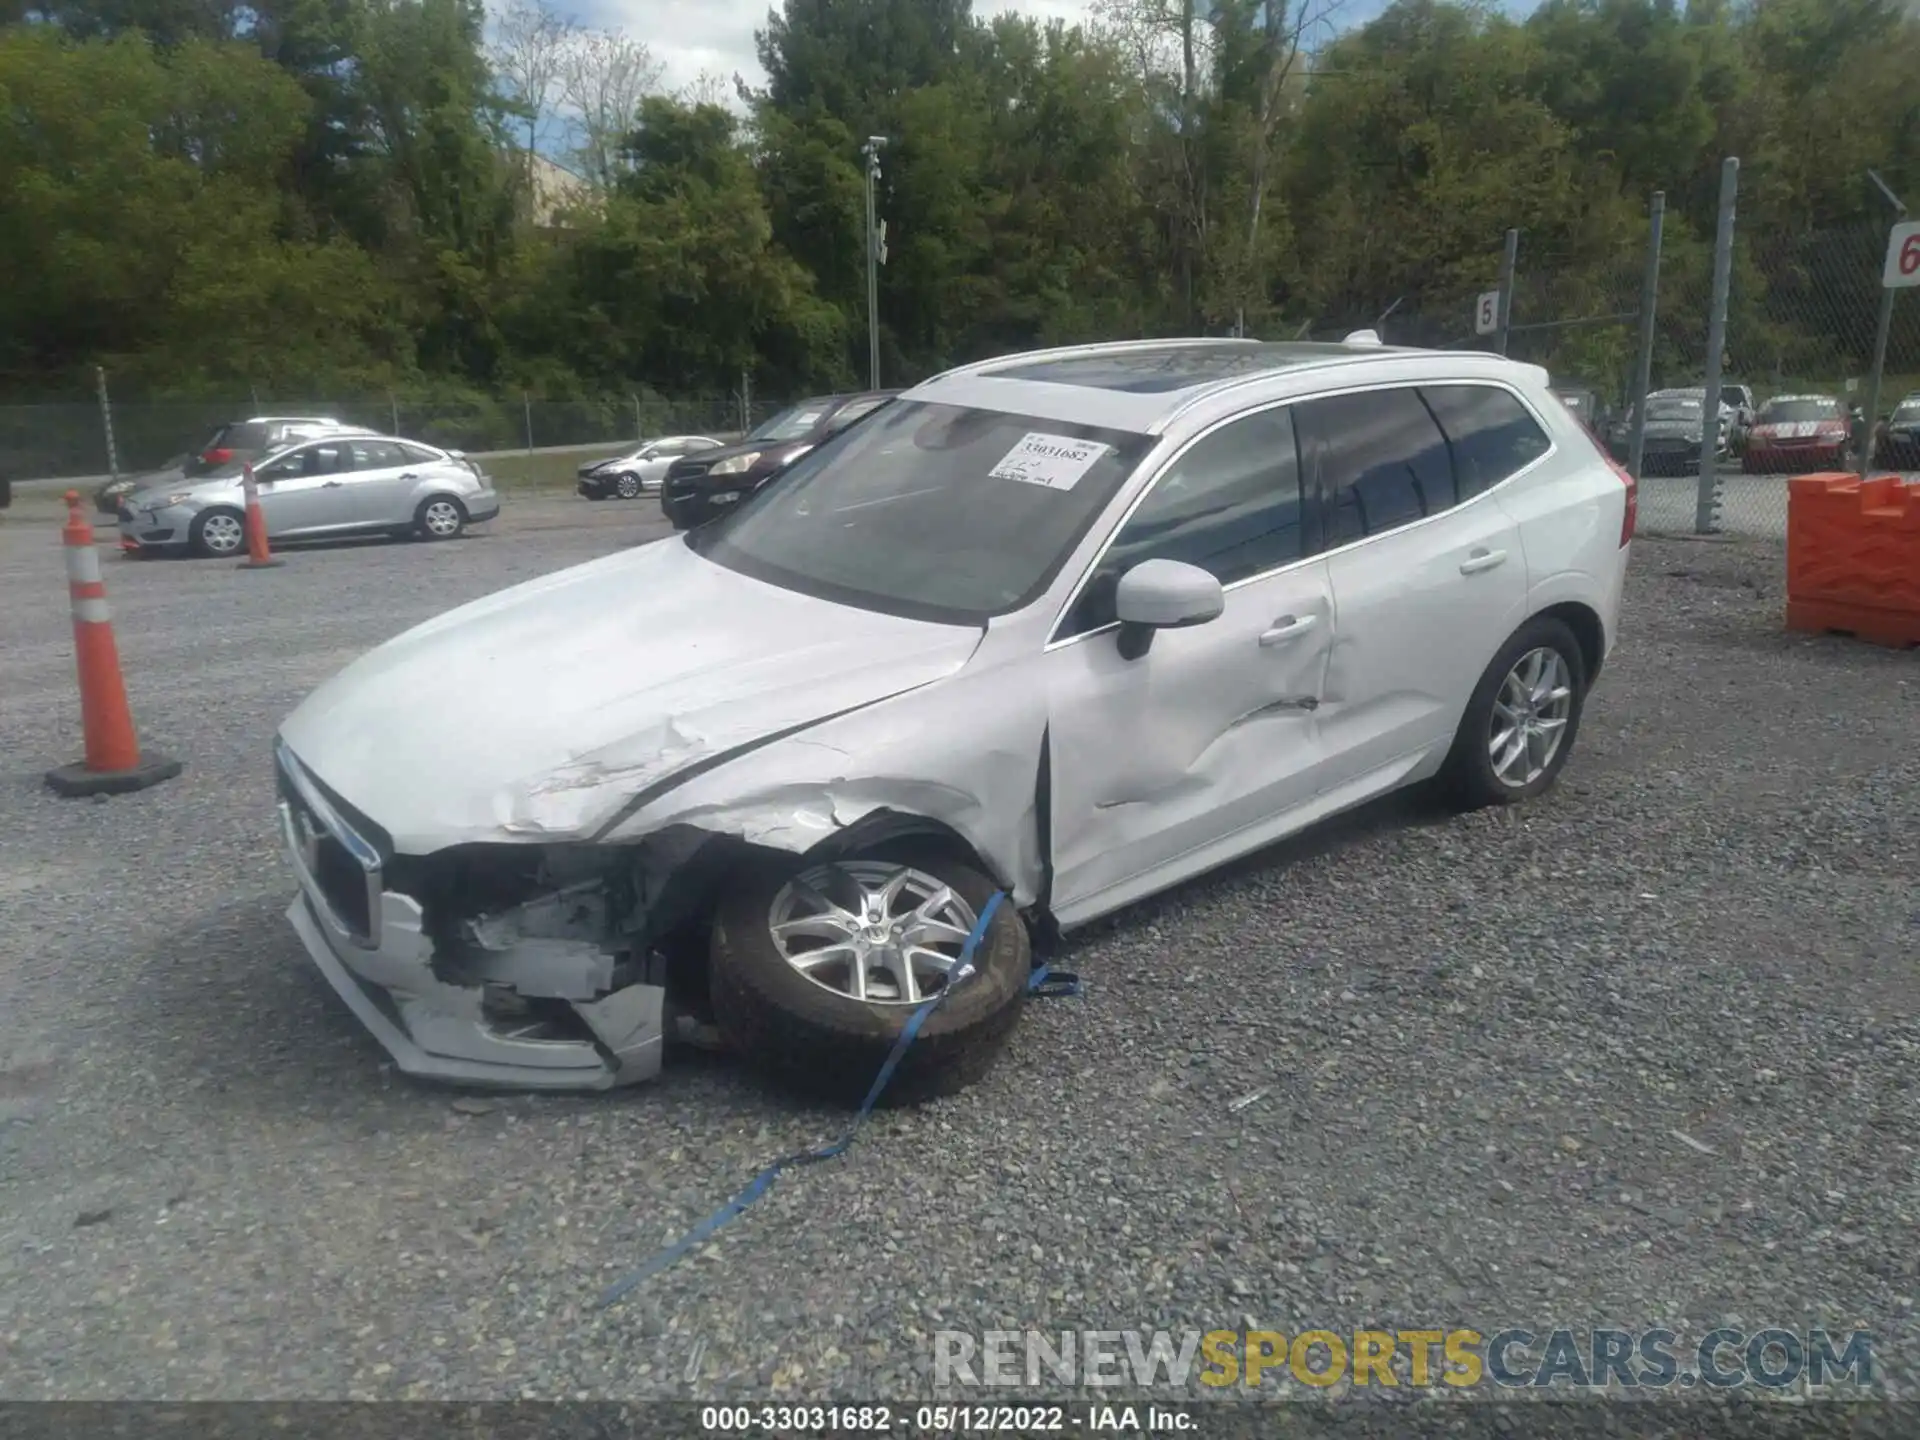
1474 290 1502 336
1882 220 1920 288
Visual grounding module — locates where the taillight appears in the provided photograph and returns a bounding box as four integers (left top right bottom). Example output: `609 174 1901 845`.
1613 459 1637 544
202 447 233 465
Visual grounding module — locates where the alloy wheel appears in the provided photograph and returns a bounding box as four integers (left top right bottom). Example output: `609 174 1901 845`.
767 861 981 1006
1489 646 1573 788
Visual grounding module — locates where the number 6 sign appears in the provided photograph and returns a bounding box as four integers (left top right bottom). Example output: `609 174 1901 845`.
1882 220 1920 288
1474 290 1502 336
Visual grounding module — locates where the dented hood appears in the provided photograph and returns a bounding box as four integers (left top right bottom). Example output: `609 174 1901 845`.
277 537 983 852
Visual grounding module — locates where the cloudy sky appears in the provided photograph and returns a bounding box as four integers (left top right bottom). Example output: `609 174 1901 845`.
570 0 1534 99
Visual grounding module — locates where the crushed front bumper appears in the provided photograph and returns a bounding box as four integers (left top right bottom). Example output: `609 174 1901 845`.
277 745 664 1091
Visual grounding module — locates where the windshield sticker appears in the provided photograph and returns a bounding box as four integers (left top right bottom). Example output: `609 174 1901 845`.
989 433 1112 491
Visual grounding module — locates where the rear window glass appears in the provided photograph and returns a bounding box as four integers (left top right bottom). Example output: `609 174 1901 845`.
205 422 270 454
1646 399 1702 419
1759 399 1842 424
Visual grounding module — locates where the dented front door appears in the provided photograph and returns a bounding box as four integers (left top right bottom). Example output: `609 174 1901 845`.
1044 558 1336 922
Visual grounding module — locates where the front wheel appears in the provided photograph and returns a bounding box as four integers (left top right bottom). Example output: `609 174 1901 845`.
709 847 1031 1107
190 507 247 559
613 471 642 500
414 495 466 541
1440 617 1588 810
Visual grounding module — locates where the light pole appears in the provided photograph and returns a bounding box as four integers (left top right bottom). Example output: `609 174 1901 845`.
863 135 888 390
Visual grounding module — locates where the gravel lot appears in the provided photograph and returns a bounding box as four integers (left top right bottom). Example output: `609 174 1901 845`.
1 492 1915 1406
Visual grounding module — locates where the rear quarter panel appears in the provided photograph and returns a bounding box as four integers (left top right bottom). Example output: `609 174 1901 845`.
1498 400 1631 663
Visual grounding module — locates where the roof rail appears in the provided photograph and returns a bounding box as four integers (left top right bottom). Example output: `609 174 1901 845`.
920 336 1262 387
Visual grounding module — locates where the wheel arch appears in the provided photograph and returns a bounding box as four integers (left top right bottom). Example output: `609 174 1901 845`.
1532 599 1607 683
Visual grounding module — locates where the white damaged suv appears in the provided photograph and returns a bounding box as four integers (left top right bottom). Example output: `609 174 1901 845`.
274 335 1634 1101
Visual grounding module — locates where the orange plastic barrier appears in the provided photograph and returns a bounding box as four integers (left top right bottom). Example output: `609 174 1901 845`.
1785 472 1920 649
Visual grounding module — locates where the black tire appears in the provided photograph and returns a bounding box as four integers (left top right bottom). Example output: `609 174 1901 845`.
613 471 642 500
189 506 247 559
414 494 466 541
1439 616 1588 811
709 845 1030 1108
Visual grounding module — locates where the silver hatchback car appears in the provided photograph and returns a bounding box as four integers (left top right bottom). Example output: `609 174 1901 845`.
118 434 501 558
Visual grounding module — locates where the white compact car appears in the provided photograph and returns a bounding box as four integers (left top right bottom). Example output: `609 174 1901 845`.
273 335 1634 1102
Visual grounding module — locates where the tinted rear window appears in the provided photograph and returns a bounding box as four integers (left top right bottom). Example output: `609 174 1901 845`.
1422 385 1553 499
1759 399 1842 424
205 422 270 454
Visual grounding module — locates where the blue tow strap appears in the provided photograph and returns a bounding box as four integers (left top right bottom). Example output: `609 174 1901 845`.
596 890 1078 1309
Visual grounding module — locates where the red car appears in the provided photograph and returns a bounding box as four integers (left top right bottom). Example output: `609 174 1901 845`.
1741 394 1851 473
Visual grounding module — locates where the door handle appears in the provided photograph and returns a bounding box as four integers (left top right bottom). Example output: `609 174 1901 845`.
1459 548 1508 575
322 480 344 488
1258 613 1319 646
399 472 419 480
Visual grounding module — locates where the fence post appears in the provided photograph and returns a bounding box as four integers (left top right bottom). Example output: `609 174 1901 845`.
1696 157 1739 535
388 390 401 436
631 392 642 442
1628 191 1666 481
1495 228 1520 357
740 369 751 433
523 393 534 453
95 367 120 479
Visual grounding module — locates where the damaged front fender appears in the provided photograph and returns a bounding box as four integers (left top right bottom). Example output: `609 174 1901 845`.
591 651 1054 906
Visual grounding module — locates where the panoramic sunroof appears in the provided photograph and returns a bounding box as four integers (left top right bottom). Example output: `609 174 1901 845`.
983 343 1356 394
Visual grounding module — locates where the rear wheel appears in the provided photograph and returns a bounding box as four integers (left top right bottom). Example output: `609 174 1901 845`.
415 495 466 541
190 507 246 559
709 846 1030 1107
1440 617 1588 811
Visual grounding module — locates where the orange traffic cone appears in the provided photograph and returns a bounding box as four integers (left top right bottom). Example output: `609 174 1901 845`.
236 462 284 570
45 491 185 797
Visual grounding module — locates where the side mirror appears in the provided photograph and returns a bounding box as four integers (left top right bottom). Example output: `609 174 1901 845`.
1113 559 1225 660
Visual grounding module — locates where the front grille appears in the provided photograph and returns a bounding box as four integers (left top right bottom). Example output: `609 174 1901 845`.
277 744 383 945
309 826 373 938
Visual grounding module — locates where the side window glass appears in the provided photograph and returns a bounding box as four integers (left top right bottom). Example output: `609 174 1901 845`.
258 451 302 481
349 441 399 470
397 443 440 466
1061 407 1305 638
1421 385 1553 500
308 445 345 475
1297 388 1454 545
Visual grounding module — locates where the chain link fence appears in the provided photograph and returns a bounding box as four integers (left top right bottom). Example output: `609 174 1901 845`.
1367 181 1920 543
0 388 778 483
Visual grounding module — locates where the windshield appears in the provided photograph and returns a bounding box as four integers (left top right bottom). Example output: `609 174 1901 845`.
749 402 834 443
1893 400 1920 421
1759 399 1841 424
1646 399 1702 421
687 400 1156 623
